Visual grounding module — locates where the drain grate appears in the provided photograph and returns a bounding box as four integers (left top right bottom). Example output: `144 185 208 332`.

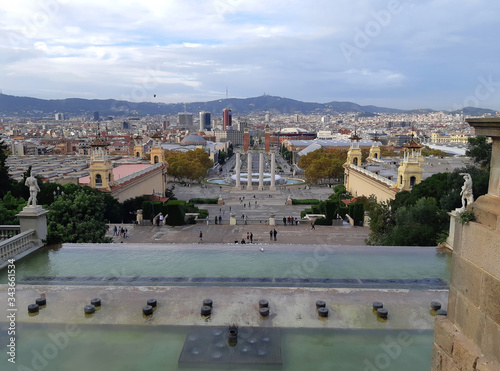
178 326 281 366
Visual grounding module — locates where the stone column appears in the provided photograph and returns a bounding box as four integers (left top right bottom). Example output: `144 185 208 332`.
258 152 264 191
270 152 276 190
235 152 241 189
246 151 253 190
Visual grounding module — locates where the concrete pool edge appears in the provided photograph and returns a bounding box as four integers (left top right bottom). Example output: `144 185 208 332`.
1 284 449 330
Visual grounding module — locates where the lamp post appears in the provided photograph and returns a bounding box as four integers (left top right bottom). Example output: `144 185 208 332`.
53 186 64 201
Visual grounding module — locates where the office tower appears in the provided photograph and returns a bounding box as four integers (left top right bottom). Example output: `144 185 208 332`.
178 113 193 128
93 111 100 121
223 109 232 130
199 112 211 131
123 121 130 130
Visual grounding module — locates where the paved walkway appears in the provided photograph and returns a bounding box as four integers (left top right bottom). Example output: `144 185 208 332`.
107 182 370 245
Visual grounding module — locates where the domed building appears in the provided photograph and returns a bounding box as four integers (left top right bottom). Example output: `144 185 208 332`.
180 133 206 147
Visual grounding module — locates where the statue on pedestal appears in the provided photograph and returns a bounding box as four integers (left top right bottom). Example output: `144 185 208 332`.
25 170 40 207
457 173 473 212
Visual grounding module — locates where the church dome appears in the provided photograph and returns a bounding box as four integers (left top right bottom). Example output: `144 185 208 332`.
180 133 206 146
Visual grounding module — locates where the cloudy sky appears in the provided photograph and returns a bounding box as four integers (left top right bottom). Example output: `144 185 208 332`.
1 0 499 110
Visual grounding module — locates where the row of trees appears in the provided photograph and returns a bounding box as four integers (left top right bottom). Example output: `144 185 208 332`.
165 148 213 183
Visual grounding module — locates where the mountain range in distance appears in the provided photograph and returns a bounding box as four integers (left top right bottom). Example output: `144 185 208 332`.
0 93 497 118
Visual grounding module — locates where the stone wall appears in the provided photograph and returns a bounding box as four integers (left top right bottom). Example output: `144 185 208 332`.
432 118 500 371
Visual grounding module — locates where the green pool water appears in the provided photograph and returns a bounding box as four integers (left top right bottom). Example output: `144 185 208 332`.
0 244 451 282
0 323 433 371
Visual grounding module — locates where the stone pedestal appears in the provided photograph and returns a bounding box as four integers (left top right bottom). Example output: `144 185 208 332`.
16 205 48 244
269 214 275 226
217 196 224 205
229 213 237 225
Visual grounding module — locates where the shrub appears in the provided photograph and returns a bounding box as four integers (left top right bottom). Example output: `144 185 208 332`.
292 199 320 205
313 217 331 225
188 198 218 204
166 201 186 226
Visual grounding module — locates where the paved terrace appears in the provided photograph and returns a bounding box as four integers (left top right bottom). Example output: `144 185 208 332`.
108 183 370 245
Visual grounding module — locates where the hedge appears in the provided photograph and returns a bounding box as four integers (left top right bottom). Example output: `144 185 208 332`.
188 198 218 204
166 201 186 226
292 199 320 205
313 217 331 225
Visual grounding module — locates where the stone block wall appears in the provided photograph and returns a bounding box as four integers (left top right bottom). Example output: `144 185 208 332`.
432 118 500 371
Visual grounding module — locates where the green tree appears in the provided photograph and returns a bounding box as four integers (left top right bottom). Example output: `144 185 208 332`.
0 140 12 198
45 184 112 244
384 198 449 246
0 192 26 225
466 136 492 169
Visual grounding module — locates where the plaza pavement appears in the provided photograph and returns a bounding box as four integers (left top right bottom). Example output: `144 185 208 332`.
107 182 370 245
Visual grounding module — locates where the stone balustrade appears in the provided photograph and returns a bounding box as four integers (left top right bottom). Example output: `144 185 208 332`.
350 164 395 187
0 225 21 241
0 229 37 266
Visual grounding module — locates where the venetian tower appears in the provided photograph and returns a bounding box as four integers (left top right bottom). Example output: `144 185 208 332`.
88 134 116 191
133 134 144 158
346 131 362 166
367 136 381 162
396 137 423 191
150 131 164 164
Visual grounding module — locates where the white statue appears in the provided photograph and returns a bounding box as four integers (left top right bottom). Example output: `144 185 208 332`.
457 173 473 211
25 170 40 207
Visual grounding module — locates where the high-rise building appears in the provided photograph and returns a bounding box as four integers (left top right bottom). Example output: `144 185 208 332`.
223 109 232 130
178 113 193 128
199 112 211 132
122 121 130 130
55 113 65 121
93 111 100 121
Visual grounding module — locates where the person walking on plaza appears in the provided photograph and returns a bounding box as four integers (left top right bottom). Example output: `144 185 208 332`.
283 217 286 226
218 215 222 224
199 231 203 243
113 226 118 236
250 232 253 243
269 230 273 241
273 229 277 241
206 216 209 225
311 222 315 230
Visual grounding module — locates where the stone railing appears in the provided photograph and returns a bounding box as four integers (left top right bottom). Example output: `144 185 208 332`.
0 225 21 241
0 229 37 265
350 164 395 187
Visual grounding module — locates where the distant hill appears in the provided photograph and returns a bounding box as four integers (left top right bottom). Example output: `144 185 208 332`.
0 93 494 118
449 106 499 116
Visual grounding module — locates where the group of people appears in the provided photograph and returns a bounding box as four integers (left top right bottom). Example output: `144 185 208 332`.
282 216 298 226
269 229 278 241
113 226 128 239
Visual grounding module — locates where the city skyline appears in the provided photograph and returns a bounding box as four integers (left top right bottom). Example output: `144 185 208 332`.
1 0 500 111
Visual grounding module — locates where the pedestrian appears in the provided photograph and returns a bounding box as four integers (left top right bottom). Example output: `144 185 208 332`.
273 229 277 241
159 213 164 225
206 216 209 225
311 222 315 230
250 232 253 243
295 218 298 226
124 228 128 238
247 232 249 240
113 226 118 236
244 204 246 208
229 206 231 212
287 216 291 224
283 217 287 226
156 217 160 227
219 215 222 224
245 215 248 225
215 216 218 224
199 231 203 243
270 230 273 241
